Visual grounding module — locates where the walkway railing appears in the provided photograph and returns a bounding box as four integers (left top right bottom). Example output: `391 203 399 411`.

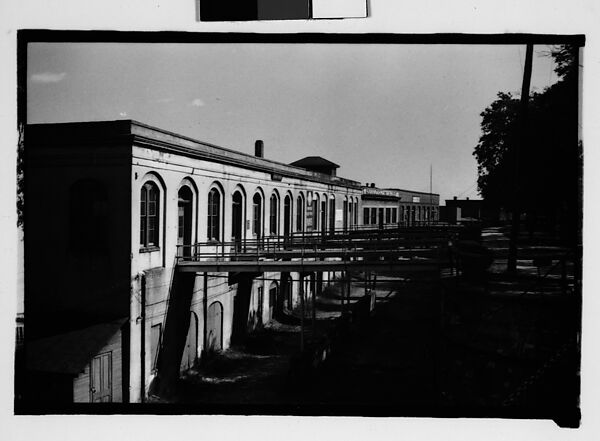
175 225 458 266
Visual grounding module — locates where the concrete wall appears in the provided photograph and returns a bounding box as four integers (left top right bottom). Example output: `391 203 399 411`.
25 138 132 340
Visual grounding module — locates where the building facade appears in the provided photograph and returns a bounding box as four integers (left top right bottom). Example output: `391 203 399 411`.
24 120 363 403
362 184 440 227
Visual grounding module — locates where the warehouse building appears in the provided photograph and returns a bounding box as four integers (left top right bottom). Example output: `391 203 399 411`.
362 184 439 227
23 120 364 403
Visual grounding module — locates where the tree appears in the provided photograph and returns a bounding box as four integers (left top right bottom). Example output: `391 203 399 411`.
17 124 24 227
473 45 580 243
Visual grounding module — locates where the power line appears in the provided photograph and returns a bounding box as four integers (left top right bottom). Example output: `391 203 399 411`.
456 180 479 199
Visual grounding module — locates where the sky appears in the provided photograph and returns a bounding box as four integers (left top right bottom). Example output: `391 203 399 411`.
27 43 561 203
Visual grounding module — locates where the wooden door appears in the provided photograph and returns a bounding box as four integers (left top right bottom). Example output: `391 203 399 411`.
90 352 112 402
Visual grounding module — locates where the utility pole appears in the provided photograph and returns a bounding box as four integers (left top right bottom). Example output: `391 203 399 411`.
430 164 433 224
507 43 534 273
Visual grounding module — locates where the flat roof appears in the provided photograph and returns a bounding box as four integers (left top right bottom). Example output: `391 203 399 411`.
383 187 440 197
26 120 362 189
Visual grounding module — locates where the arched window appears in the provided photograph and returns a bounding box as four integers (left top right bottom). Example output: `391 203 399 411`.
343 197 348 230
231 190 244 249
296 193 304 232
252 192 263 239
207 187 221 241
283 194 292 238
140 181 160 248
329 196 336 232
207 301 223 352
313 193 320 231
269 192 279 235
320 194 327 234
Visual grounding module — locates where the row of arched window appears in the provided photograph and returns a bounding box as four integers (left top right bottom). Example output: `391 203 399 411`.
138 176 361 250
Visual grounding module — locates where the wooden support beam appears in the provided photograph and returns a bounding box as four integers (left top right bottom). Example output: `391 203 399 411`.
202 272 208 357
312 273 317 336
299 276 305 352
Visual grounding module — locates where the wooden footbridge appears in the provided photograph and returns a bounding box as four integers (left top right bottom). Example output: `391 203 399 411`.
175 225 459 275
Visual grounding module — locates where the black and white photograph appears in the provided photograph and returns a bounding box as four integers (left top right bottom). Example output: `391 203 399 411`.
15 33 582 424
2 1 599 440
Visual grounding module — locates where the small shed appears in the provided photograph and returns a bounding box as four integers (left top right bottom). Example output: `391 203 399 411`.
26 318 128 403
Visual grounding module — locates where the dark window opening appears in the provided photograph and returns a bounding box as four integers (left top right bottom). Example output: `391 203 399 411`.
207 188 221 241
270 193 279 235
329 199 336 232
177 186 193 257
284 195 292 238
252 193 262 239
296 195 304 232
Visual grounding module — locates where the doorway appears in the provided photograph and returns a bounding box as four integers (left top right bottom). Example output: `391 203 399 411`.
90 351 112 402
284 195 292 240
232 191 244 252
177 186 193 257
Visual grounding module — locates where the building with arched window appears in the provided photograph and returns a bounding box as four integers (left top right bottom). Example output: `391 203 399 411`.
23 120 440 405
23 119 369 404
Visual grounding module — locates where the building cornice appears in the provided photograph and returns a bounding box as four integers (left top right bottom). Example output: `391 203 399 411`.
26 120 362 190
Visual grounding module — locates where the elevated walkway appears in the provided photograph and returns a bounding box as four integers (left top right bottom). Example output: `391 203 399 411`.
175 225 456 274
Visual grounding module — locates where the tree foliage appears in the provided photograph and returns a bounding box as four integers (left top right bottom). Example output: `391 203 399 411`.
17 124 24 227
473 45 580 239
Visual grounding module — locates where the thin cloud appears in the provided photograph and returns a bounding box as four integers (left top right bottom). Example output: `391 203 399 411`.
191 98 205 107
30 72 67 83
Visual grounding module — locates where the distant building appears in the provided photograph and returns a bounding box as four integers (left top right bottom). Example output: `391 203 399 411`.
362 184 440 227
440 197 506 224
